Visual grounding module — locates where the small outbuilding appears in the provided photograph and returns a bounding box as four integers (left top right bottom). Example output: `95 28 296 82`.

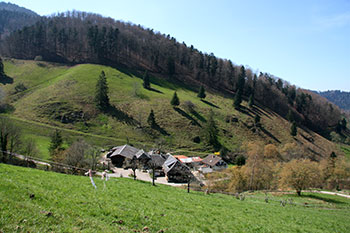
201 154 227 171
135 149 151 169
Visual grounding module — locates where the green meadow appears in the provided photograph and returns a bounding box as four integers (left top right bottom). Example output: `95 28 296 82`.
1 164 350 232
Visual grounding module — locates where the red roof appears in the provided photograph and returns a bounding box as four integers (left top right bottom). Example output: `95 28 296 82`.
174 155 202 163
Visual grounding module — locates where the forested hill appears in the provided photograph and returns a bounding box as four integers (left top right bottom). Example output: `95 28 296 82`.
318 90 350 111
0 2 39 37
0 2 38 16
0 10 344 137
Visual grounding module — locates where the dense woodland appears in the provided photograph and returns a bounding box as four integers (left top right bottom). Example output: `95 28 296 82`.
0 10 345 137
319 90 350 111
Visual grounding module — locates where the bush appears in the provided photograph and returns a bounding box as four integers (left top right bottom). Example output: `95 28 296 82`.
34 55 43 61
235 154 246 166
14 83 27 94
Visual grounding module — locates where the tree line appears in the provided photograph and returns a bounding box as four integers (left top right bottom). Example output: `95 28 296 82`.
0 11 344 137
207 143 350 196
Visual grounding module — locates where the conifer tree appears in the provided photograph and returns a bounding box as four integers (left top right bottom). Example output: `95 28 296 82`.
330 151 337 159
204 110 220 150
147 109 156 128
290 121 297 136
49 129 63 155
254 114 261 127
143 70 150 89
233 89 242 109
336 120 342 134
248 94 254 107
341 118 347 130
170 91 180 107
0 57 5 78
237 66 246 92
197 85 206 99
95 71 110 111
287 109 294 122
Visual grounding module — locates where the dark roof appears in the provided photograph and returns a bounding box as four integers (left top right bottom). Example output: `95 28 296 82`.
109 144 140 159
202 154 224 167
136 149 150 160
163 154 191 174
149 154 166 167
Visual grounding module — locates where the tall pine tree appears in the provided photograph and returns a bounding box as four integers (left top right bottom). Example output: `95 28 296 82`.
171 91 180 107
147 109 156 128
143 70 150 89
0 57 5 78
49 129 63 156
248 94 254 107
237 66 246 92
95 71 110 111
233 66 246 109
197 85 206 99
233 89 242 109
290 121 297 136
204 110 220 151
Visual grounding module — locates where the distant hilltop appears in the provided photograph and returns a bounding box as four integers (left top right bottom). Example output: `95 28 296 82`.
0 2 39 17
317 90 350 111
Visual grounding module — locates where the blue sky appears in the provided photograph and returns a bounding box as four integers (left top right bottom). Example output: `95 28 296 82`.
6 0 350 91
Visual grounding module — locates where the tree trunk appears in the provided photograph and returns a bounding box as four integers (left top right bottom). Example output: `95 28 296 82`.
187 181 190 193
152 168 155 186
296 190 301 196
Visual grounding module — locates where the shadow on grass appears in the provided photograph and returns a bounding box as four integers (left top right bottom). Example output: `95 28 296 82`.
301 194 347 205
236 106 254 118
174 107 201 127
105 105 138 125
191 110 206 123
153 123 170 136
201 99 220 109
249 106 271 119
260 126 281 143
0 75 13 85
147 87 163 94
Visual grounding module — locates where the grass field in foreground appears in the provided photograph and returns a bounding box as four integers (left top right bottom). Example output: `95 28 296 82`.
1 164 350 232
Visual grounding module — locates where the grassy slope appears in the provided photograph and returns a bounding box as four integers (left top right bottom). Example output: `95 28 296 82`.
2 59 341 159
1 164 350 232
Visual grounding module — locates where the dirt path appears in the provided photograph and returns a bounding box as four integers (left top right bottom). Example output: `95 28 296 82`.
108 167 187 187
311 190 350 199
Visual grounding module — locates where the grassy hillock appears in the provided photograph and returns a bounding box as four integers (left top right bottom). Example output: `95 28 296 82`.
1 164 350 232
1 58 342 159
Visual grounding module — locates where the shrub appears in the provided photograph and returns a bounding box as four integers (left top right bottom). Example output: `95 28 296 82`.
34 55 43 61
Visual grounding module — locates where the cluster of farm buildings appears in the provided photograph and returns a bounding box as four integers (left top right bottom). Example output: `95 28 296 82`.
105 144 228 183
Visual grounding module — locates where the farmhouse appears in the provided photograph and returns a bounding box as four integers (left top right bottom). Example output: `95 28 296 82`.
174 155 203 168
163 154 192 183
106 144 140 167
147 151 168 176
200 154 227 172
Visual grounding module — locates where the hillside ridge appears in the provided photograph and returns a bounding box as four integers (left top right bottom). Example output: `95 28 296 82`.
318 90 350 111
1 59 343 161
0 9 344 139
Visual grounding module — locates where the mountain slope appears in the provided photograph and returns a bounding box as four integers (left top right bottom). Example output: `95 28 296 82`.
1 163 350 232
2 58 342 160
0 2 39 38
318 90 350 111
0 10 343 138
